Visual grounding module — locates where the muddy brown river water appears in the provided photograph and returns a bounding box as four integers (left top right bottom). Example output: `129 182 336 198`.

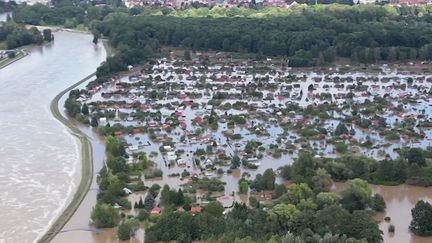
0 31 105 242
333 182 432 243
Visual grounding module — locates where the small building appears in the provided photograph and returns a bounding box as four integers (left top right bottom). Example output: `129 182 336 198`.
151 207 161 214
167 151 176 161
123 187 132 194
99 117 107 126
190 206 202 214
177 158 186 166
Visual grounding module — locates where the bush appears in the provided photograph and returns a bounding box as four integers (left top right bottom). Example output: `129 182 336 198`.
371 193 386 212
117 218 139 240
147 168 163 178
90 203 119 228
388 224 395 233
335 142 348 154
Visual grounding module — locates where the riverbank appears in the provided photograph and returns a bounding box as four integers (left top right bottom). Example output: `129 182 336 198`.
37 35 113 243
0 48 27 70
36 72 97 243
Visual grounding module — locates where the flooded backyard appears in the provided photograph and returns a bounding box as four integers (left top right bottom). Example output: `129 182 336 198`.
0 31 106 242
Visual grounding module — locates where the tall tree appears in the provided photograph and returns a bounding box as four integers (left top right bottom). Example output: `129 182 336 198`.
410 200 432 236
340 179 372 212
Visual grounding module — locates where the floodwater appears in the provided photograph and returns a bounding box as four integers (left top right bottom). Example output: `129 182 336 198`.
0 12 10 22
333 182 432 243
0 31 106 242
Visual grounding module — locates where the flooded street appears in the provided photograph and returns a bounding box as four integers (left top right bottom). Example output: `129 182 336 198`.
0 31 106 242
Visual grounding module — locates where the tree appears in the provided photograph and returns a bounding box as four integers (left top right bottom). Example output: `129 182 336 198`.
92 31 100 45
239 179 249 194
314 205 351 236
117 218 139 240
316 192 339 209
291 150 316 183
282 183 313 205
81 103 89 115
184 50 191 60
177 189 185 206
262 168 276 190
407 148 426 167
105 135 125 157
144 193 155 211
64 97 81 117
375 158 407 184
204 201 224 217
410 200 432 236
43 29 52 42
334 122 349 136
160 184 170 205
231 154 241 168
370 193 386 212
311 168 333 193
340 179 372 212
90 117 99 127
90 203 119 228
347 210 383 243
280 165 292 180
273 184 287 199
268 203 299 232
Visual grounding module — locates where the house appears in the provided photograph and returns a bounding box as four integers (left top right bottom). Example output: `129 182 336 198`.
177 158 186 166
217 195 234 208
99 117 107 126
167 151 177 161
190 206 202 214
151 207 161 214
194 116 203 124
123 187 132 194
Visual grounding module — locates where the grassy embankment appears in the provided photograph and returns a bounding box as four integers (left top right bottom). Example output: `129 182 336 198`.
37 72 96 243
37 37 113 243
0 48 27 69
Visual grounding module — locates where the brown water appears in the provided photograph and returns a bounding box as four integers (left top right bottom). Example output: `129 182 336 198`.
333 182 432 243
0 31 106 242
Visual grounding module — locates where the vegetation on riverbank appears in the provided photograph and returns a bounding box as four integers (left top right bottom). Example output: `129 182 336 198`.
0 22 52 49
38 73 96 243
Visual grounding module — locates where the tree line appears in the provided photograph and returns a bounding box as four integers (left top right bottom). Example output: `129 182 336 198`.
0 22 53 49
85 4 432 76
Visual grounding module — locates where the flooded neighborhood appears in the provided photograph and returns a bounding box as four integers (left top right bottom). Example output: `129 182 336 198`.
4 2 432 242
65 51 432 242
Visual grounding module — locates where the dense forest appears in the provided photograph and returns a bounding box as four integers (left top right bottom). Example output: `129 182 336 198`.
83 5 432 78
11 4 432 69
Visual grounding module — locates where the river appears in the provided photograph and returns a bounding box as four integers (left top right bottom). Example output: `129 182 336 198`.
0 31 106 242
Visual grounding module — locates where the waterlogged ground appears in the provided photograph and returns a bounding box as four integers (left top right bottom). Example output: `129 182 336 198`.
332 182 432 243
83 55 432 192
77 54 432 242
0 31 106 242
